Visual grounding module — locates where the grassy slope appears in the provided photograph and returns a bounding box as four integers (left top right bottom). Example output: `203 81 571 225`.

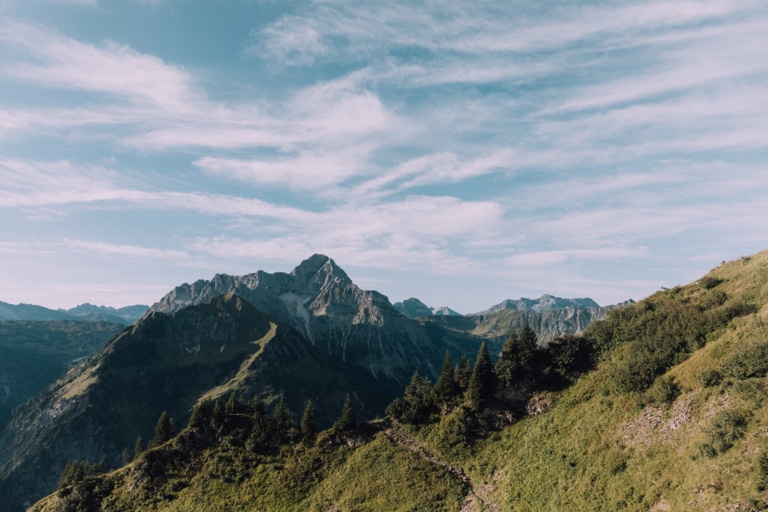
438 250 768 511
31 251 768 512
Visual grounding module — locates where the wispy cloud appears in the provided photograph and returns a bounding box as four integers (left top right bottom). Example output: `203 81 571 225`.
0 22 201 112
63 239 189 260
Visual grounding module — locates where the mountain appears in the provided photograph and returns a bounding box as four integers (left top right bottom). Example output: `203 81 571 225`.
474 294 601 315
0 254 623 511
60 304 148 325
0 294 398 512
28 250 768 512
393 297 462 318
0 302 73 322
150 255 450 384
0 302 148 326
0 321 125 428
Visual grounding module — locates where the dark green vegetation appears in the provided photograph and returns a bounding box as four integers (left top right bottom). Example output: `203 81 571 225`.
0 321 125 426
30 250 768 511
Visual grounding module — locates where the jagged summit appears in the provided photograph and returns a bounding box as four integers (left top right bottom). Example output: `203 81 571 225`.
149 256 442 384
291 254 348 280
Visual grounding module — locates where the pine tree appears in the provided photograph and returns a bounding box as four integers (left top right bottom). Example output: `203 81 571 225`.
151 411 175 448
495 324 539 387
134 435 145 458
454 355 472 390
189 398 215 431
332 394 357 434
467 342 494 409
247 398 271 452
300 399 317 443
122 447 132 466
433 351 456 404
225 392 245 415
272 396 295 442
212 399 226 431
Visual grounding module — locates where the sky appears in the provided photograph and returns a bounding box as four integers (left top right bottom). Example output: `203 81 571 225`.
1 0 767 314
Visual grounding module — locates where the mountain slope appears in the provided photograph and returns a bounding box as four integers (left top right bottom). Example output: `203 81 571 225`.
0 320 125 428
28 250 768 512
0 294 396 512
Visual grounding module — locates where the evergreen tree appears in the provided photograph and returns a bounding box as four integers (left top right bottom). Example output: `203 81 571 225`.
246 398 271 452
90 459 106 475
454 355 472 390
212 399 226 431
225 392 245 415
332 394 358 434
121 447 132 466
58 460 89 490
188 398 215 431
272 396 295 442
399 371 433 424
433 351 457 404
495 324 539 387
467 342 494 409
150 411 175 448
134 435 145 458
300 399 317 443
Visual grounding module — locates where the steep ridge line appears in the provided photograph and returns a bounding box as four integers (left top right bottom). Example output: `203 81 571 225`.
382 427 501 512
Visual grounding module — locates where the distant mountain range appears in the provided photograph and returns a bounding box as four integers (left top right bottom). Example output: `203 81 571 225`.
0 255 629 511
0 302 148 325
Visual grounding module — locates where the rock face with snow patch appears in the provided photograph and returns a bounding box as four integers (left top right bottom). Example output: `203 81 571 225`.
151 255 444 383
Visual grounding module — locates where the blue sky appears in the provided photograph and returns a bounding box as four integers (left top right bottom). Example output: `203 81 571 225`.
1 0 767 314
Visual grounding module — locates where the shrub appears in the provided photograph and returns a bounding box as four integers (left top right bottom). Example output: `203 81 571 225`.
698 369 722 388
721 341 768 380
699 409 748 456
756 450 768 491
645 375 680 406
700 276 724 290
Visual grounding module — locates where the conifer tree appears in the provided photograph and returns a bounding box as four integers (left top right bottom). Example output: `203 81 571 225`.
495 324 539 387
134 435 145 458
433 351 457 404
467 342 494 409
247 397 271 452
332 394 357 434
212 399 226 431
122 447 132 466
300 399 317 443
272 396 295 442
454 355 472 390
225 392 245 415
151 411 175 448
189 398 215 431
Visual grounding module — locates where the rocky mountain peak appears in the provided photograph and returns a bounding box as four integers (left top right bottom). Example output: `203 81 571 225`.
290 254 350 290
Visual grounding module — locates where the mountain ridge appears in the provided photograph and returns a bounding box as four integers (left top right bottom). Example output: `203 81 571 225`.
0 302 148 326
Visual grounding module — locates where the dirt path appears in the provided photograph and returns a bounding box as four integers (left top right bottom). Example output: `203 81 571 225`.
382 427 501 512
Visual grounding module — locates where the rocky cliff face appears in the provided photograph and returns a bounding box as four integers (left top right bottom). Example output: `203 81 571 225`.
151 255 444 384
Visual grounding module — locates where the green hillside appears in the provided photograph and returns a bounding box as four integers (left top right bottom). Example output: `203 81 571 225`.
31 251 768 512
